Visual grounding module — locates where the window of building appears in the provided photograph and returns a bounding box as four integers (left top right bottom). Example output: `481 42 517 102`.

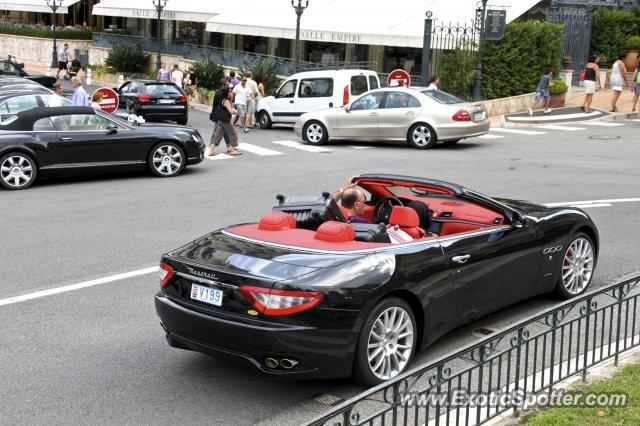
384 46 422 75
299 78 334 98
350 75 368 96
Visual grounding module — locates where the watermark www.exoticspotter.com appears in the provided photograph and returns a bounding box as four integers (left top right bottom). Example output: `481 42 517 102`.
398 388 628 409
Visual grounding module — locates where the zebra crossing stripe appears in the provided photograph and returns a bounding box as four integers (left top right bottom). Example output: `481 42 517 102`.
237 143 283 156
477 134 504 139
272 140 332 153
583 122 624 127
489 128 546 135
536 125 586 131
205 153 234 160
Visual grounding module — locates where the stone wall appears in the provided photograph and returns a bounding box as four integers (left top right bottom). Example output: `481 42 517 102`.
0 34 92 68
480 92 536 117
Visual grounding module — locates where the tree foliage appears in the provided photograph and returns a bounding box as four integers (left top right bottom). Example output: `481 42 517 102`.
590 9 639 62
482 20 563 100
240 61 279 94
105 43 149 74
439 49 476 100
189 59 225 91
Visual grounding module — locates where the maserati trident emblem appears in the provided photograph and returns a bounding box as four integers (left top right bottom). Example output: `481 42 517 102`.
186 266 219 281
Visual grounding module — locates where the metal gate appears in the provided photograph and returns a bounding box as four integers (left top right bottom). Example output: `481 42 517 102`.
548 2 595 84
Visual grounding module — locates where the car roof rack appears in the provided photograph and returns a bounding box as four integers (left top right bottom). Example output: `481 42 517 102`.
295 61 378 72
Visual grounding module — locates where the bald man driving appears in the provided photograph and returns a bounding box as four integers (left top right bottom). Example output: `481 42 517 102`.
333 177 371 224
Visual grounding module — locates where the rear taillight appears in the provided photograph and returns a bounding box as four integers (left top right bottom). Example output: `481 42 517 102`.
178 94 187 103
239 286 323 316
343 85 349 105
159 262 174 287
139 95 151 103
452 109 471 121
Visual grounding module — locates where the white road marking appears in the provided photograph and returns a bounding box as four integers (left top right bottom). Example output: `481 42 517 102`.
205 153 234 160
544 198 640 207
477 134 504 139
0 266 158 307
490 128 546 135
583 122 624 127
272 140 332 153
237 143 283 156
347 145 375 149
536 125 586 131
571 203 613 208
507 110 601 122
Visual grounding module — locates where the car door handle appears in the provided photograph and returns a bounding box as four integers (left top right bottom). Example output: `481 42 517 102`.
289 100 294 104
369 112 377 116
59 137 72 141
452 255 471 264
405 111 415 116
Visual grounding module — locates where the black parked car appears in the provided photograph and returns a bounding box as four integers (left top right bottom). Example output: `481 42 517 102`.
0 106 205 190
0 60 56 88
155 174 599 385
115 80 189 125
0 92 70 122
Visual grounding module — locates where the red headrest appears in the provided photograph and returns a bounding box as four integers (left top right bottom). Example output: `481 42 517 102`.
258 212 297 231
389 206 420 228
314 221 356 243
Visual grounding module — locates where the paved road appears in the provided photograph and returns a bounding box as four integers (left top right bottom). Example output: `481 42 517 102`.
1 111 639 425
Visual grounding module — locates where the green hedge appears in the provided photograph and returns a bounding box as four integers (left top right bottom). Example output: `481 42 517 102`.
0 26 93 40
590 9 639 63
482 20 563 100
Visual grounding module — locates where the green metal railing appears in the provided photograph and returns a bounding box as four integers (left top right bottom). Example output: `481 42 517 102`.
307 273 640 426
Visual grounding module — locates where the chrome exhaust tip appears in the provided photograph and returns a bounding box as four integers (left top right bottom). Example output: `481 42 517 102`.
264 357 279 369
279 358 299 369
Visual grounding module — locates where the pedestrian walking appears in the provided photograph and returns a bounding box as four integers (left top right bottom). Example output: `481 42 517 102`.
232 77 253 133
632 59 640 118
609 54 628 112
426 75 439 90
71 76 90 106
47 83 64 107
528 66 553 116
209 79 231 151
91 91 104 109
244 71 259 128
171 64 184 89
580 56 600 114
157 63 171 81
208 86 241 156
229 70 240 88
56 43 71 80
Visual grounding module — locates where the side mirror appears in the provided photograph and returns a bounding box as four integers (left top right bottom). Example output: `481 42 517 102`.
512 212 527 228
344 104 350 112
106 123 118 134
273 91 279 99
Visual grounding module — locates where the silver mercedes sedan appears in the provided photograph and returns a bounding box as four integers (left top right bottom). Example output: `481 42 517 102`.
293 87 490 149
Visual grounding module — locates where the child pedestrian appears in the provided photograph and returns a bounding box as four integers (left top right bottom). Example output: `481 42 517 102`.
529 66 554 116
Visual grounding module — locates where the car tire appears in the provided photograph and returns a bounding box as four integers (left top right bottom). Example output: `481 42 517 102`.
0 152 37 190
176 118 188 125
258 111 272 129
353 297 417 386
443 139 461 146
554 232 596 299
407 123 437 149
303 121 329 145
147 142 186 178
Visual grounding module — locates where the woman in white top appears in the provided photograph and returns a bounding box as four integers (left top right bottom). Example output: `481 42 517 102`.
609 54 628 112
426 75 439 90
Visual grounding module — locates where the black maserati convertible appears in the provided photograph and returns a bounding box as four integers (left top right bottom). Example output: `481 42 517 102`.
0 107 205 190
155 174 598 385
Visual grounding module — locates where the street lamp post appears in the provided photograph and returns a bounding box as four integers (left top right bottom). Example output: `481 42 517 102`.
46 0 62 69
472 0 488 101
153 0 168 72
291 0 309 72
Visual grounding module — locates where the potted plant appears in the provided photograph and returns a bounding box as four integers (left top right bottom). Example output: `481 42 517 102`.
562 55 572 70
548 79 568 108
596 53 608 68
624 36 640 71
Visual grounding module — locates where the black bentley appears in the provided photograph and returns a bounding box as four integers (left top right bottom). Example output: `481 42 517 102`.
155 174 599 385
0 107 205 190
0 60 56 88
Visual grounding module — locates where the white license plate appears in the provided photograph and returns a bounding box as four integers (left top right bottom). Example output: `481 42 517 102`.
157 99 174 104
473 111 485 120
190 283 223 306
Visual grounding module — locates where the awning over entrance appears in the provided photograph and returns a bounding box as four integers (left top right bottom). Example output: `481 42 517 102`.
92 0 219 23
206 0 541 48
0 0 81 14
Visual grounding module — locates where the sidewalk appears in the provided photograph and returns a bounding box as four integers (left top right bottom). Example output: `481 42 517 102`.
565 86 638 115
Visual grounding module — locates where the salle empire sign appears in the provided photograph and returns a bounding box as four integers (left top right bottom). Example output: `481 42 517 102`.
300 30 365 44
131 9 177 19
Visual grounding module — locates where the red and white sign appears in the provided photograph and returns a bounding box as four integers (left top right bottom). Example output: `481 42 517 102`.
387 69 411 87
93 87 119 114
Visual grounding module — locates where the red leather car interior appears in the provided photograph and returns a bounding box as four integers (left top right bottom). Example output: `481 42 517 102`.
388 206 426 239
314 221 356 243
258 212 297 231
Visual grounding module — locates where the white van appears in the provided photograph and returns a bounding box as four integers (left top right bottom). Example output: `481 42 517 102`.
256 69 380 129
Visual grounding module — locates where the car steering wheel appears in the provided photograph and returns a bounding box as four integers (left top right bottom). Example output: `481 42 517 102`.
373 196 404 224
